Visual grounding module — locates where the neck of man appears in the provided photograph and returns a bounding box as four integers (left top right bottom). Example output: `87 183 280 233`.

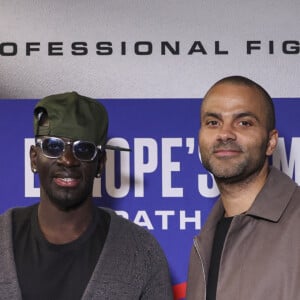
37 198 94 244
216 163 270 217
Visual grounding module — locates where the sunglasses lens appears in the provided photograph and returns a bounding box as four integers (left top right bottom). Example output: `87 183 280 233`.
73 141 97 161
42 137 64 158
38 137 98 161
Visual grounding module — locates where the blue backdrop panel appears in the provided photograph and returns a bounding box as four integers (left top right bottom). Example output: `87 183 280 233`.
0 98 299 298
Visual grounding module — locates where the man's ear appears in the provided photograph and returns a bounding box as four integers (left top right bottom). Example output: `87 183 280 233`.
30 145 38 172
95 151 107 178
266 129 278 156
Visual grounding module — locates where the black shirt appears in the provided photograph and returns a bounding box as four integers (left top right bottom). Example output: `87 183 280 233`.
206 216 233 300
13 204 110 300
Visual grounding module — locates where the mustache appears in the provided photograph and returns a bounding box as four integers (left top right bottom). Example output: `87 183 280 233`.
212 141 243 152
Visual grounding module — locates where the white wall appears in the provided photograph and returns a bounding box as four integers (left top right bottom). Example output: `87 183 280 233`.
0 0 299 99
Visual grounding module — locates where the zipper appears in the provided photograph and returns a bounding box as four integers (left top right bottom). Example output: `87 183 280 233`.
193 237 206 299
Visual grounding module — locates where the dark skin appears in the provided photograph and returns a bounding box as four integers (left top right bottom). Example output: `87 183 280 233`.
30 136 106 244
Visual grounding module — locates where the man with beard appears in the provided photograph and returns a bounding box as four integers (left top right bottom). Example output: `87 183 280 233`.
0 92 173 299
186 76 300 300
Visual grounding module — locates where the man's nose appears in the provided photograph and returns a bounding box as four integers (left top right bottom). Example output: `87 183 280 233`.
57 145 80 166
216 124 237 142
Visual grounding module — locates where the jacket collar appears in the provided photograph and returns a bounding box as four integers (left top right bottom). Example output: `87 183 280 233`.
199 166 297 234
246 166 297 222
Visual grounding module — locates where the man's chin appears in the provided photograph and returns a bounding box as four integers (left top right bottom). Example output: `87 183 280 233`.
51 198 86 212
210 167 246 184
214 175 243 185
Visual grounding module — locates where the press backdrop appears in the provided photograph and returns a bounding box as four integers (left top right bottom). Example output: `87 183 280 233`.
1 1 300 299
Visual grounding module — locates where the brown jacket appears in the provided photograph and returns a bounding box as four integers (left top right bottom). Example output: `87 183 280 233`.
186 167 300 300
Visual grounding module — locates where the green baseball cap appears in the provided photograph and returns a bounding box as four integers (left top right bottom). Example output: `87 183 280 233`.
34 91 129 151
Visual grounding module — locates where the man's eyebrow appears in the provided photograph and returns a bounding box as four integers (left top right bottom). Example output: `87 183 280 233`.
201 112 222 119
202 111 259 119
233 112 260 122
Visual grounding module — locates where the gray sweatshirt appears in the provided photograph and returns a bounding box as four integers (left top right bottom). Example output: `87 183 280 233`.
0 206 173 299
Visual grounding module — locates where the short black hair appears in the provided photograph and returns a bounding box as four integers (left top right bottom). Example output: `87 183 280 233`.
203 75 276 131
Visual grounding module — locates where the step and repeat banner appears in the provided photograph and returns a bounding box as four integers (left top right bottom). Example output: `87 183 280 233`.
1 1 300 299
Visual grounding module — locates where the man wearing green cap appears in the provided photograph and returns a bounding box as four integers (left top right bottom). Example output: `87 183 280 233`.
0 92 173 299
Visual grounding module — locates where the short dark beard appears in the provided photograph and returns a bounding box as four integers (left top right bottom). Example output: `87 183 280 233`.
213 165 264 185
